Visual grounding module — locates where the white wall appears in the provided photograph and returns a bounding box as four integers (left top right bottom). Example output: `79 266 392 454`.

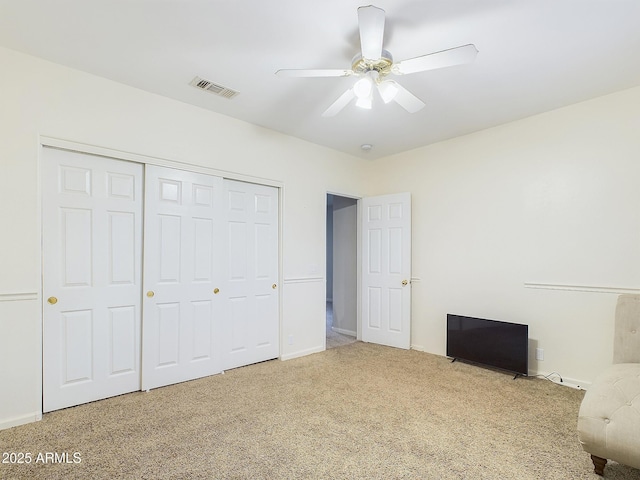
0 47 369 429
367 85 640 386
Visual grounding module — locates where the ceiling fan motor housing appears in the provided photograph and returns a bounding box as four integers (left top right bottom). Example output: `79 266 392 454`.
351 49 394 78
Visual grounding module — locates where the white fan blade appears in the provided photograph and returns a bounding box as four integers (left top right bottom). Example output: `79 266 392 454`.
358 5 385 61
322 88 356 117
393 44 478 75
276 69 352 78
392 83 425 113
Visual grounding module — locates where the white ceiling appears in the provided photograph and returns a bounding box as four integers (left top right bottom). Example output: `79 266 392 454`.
1 1 640 159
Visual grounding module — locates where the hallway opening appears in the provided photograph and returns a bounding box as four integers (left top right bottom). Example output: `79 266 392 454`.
326 194 357 349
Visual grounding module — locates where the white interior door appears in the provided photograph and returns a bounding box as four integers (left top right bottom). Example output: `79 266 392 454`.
361 193 411 349
223 180 279 370
142 165 224 390
42 148 143 412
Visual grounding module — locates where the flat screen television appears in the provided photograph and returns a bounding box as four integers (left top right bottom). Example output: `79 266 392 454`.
447 314 528 377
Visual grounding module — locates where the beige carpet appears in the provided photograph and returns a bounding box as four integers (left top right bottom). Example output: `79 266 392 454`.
1 342 639 480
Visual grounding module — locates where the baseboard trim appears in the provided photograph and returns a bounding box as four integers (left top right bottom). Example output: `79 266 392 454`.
529 370 590 390
281 345 324 361
331 327 356 337
0 412 42 431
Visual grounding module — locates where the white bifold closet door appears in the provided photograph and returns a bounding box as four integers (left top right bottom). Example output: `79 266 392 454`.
223 180 279 370
43 155 280 409
141 165 225 390
42 148 143 413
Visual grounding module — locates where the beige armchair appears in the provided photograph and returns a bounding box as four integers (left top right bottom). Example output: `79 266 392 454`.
577 294 640 475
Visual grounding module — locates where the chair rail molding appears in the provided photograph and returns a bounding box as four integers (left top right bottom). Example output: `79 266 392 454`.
283 276 324 284
0 292 38 302
524 282 640 295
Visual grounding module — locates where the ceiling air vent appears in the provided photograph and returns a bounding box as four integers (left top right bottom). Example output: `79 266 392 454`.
189 76 239 99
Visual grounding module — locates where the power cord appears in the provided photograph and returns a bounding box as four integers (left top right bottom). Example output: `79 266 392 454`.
534 372 563 383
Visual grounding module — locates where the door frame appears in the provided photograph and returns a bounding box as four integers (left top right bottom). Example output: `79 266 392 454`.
326 190 413 349
38 136 284 412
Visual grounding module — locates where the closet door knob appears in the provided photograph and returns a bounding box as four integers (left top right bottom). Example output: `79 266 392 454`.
47 296 58 305
213 288 220 294
272 284 277 290
402 280 408 286
146 291 155 298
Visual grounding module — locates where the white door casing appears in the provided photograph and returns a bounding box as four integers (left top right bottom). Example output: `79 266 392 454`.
223 180 279 370
42 148 143 412
142 165 224 390
361 193 411 349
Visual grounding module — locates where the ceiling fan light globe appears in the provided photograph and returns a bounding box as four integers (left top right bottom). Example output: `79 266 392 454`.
378 80 399 103
355 96 372 109
353 76 373 99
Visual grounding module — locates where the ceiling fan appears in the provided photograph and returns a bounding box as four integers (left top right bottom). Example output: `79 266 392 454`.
276 5 478 117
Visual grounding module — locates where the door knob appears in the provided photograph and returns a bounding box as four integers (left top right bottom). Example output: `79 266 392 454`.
213 288 220 294
146 291 155 298
402 280 409 286
47 296 58 305
272 284 277 289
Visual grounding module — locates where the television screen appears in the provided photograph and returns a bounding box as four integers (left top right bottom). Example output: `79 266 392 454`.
447 314 528 376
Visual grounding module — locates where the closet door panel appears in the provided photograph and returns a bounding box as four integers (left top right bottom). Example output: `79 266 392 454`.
42 148 143 412
142 166 224 390
223 180 279 370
